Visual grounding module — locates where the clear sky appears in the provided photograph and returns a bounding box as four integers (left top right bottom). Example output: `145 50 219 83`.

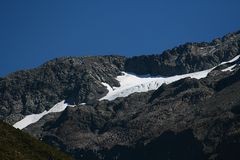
0 0 240 76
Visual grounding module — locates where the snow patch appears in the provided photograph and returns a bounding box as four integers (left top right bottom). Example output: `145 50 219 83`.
220 55 240 65
100 55 240 101
13 100 73 130
221 64 237 72
100 69 213 101
101 82 114 92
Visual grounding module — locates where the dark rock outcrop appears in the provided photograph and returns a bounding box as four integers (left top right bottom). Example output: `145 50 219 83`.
24 64 240 160
0 55 125 124
125 31 240 76
71 129 205 160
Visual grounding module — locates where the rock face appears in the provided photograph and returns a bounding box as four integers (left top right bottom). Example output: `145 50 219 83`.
1 30 240 160
23 65 240 160
0 56 125 124
125 31 240 76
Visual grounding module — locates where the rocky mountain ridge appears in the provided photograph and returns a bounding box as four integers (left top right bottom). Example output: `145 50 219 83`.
25 62 240 160
1 31 240 124
1 30 240 160
125 31 240 76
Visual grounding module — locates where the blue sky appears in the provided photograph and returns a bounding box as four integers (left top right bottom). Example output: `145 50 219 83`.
0 0 240 76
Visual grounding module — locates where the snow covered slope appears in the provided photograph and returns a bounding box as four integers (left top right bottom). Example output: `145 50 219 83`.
13 100 71 129
100 69 213 101
100 55 240 101
13 54 240 130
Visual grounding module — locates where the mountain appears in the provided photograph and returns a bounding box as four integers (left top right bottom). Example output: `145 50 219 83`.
0 121 73 160
0 30 240 160
125 31 240 76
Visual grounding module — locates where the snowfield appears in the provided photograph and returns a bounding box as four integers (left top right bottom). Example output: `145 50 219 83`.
13 100 70 129
100 55 240 101
13 54 240 130
100 69 213 101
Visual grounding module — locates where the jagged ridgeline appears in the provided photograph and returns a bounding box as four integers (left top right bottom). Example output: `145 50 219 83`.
0 30 240 160
1 31 239 124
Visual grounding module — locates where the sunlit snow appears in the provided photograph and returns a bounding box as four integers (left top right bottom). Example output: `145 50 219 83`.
221 64 237 72
100 69 213 101
220 55 240 65
13 100 71 129
100 55 240 101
